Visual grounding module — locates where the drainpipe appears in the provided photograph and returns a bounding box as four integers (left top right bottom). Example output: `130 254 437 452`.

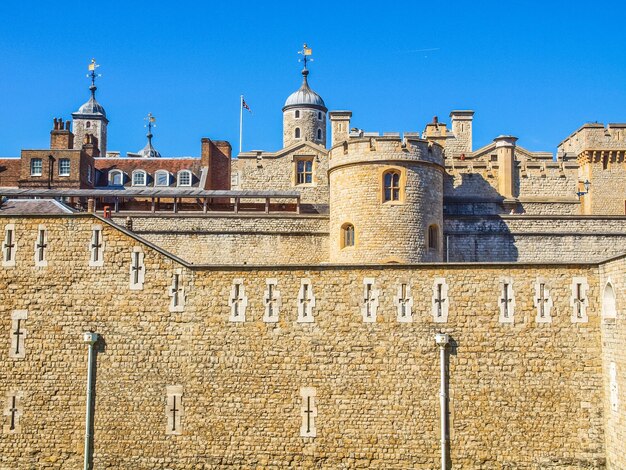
83 332 98 470
435 332 450 470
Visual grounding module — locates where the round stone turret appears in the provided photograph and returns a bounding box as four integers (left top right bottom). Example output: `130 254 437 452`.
282 69 327 148
328 136 445 263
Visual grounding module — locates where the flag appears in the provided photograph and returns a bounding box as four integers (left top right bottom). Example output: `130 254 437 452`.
88 59 97 71
242 97 251 113
303 46 312 56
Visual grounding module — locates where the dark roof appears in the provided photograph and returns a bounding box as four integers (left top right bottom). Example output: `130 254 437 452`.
0 198 75 215
0 188 300 199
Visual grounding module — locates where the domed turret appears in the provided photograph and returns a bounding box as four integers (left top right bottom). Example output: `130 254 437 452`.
282 67 327 148
72 59 108 157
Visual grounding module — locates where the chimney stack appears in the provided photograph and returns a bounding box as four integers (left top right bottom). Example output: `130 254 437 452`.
494 135 518 199
50 117 74 149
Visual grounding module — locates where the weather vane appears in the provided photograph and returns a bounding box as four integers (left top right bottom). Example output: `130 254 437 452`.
298 43 313 69
87 58 101 88
144 113 156 135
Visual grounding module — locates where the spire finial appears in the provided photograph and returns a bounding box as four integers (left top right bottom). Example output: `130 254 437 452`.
144 113 157 154
86 58 101 98
298 43 313 70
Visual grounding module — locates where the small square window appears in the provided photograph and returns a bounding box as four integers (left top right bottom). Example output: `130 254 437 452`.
58 159 70 176
296 160 313 185
30 159 42 176
178 171 192 186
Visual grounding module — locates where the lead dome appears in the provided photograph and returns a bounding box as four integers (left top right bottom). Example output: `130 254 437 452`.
283 69 327 111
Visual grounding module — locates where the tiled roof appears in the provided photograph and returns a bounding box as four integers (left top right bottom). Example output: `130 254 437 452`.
94 157 204 187
0 198 75 214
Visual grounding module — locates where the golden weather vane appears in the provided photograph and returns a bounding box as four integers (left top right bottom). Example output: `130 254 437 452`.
298 43 313 69
87 58 101 88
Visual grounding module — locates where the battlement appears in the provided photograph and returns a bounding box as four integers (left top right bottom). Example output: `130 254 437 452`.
329 135 444 170
558 122 626 157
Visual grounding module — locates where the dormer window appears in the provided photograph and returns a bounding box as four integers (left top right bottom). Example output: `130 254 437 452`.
295 110 300 119
109 170 124 186
132 170 147 186
177 170 192 187
155 170 170 186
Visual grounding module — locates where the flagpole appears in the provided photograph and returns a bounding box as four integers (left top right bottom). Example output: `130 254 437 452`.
239 95 243 154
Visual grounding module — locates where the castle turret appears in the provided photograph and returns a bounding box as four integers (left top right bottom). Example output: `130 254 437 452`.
282 67 327 148
329 111 352 146
328 134 445 263
72 59 108 157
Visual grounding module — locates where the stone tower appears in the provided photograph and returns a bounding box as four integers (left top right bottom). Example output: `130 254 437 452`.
328 135 445 263
72 65 108 157
282 68 327 148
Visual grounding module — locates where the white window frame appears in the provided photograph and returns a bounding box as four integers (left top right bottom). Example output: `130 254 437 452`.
362 277 380 323
155 170 170 187
300 387 317 438
169 269 185 313
228 279 247 322
498 277 515 324
394 281 414 323
109 170 124 186
165 385 184 435
2 223 16 267
263 278 281 323
177 170 192 187
129 247 145 290
432 278 449 323
30 158 42 176
34 224 47 268
9 310 28 359
533 278 553 324
297 279 316 323
58 158 70 176
89 224 104 267
570 276 589 323
132 170 147 187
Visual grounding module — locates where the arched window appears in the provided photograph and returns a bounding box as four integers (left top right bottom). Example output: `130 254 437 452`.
132 170 147 186
341 223 355 248
317 129 322 140
295 128 301 139
295 110 300 119
383 170 401 202
155 170 170 186
86 121 91 129
318 111 322 120
177 170 192 187
109 170 124 186
428 224 439 250
603 281 617 318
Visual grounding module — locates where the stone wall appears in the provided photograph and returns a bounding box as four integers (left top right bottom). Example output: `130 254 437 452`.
283 108 326 148
112 214 329 265
444 215 626 262
0 214 610 468
588 162 626 215
599 254 626 469
232 144 329 205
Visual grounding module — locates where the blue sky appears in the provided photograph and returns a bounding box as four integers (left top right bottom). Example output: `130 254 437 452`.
0 1 625 157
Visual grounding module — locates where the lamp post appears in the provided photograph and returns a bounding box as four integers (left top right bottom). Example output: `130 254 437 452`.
576 179 591 198
435 332 450 470
83 332 98 470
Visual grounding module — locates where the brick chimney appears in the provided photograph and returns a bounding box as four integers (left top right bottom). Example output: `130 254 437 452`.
201 138 231 190
50 118 74 149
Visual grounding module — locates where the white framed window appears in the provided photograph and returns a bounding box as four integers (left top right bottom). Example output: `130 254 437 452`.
533 278 553 324
228 279 247 322
169 269 185 312
165 385 184 435
300 387 317 438
432 278 449 323
34 225 47 268
2 224 16 267
263 278 281 323
297 279 316 323
109 170 124 186
177 170 192 187
132 170 147 186
129 247 145 290
9 310 28 359
498 277 515 324
58 158 70 176
30 158 42 176
89 224 104 267
155 170 170 186
394 281 414 323
571 277 589 323
3 391 23 434
362 277 380 323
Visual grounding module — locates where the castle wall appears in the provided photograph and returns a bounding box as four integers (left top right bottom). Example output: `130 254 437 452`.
0 215 608 468
588 161 626 215
444 215 626 262
111 214 329 265
231 146 329 205
599 254 626 469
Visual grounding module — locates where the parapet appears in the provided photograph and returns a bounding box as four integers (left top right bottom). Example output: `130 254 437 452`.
329 134 444 171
